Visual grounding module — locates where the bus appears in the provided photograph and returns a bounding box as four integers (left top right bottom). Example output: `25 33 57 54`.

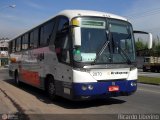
8 10 152 100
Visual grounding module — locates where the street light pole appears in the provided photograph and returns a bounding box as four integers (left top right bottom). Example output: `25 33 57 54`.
0 4 16 10
9 5 16 8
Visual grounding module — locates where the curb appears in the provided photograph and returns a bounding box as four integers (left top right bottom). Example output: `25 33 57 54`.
0 67 8 69
0 68 8 72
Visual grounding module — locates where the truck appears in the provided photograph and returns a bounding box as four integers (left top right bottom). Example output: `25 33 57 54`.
143 56 160 72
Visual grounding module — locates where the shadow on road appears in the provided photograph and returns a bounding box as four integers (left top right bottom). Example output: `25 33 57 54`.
3 78 126 109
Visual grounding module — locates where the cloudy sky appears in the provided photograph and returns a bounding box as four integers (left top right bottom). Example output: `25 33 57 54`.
0 0 160 39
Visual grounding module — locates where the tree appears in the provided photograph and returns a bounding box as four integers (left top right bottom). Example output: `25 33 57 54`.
135 38 147 51
155 43 160 55
135 36 160 56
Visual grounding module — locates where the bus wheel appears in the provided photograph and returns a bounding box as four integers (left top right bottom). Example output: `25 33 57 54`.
15 71 20 86
46 76 57 100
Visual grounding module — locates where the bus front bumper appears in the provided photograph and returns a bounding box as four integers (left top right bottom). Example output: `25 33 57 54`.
71 80 137 100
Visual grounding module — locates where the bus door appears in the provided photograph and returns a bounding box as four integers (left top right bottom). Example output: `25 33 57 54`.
54 16 72 83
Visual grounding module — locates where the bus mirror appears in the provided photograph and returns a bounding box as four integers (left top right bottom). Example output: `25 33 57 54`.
73 27 81 46
148 33 152 49
133 31 153 49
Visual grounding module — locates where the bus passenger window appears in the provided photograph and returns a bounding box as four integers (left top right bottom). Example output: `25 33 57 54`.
30 29 39 48
40 21 55 47
16 37 21 52
22 34 29 50
12 40 15 52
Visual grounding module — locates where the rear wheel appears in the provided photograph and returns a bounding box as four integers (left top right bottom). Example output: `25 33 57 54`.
143 66 146 72
46 76 57 100
156 67 160 73
151 67 155 72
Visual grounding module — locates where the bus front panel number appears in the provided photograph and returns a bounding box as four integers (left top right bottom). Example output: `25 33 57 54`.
92 72 102 76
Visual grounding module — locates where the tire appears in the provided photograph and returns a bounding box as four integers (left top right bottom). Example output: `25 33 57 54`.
14 71 21 86
143 67 146 72
151 67 155 72
157 67 160 73
46 76 57 100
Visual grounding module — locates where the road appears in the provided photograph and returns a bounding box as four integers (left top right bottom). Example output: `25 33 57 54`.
0 69 160 120
138 69 160 78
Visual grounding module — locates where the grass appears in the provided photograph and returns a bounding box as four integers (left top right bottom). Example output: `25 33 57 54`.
138 76 160 85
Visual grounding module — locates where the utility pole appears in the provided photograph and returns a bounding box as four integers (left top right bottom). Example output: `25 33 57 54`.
0 4 16 10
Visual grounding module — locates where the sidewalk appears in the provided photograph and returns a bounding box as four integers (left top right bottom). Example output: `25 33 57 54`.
0 66 8 70
0 87 17 114
0 67 8 75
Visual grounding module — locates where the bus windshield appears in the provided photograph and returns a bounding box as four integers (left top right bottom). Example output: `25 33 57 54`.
73 17 136 64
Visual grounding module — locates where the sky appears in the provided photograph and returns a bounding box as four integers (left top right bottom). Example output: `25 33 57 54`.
0 0 160 39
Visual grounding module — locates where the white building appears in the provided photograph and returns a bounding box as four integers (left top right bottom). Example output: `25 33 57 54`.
0 39 9 67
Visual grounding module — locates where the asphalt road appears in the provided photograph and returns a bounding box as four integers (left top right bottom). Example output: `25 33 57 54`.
138 69 160 78
0 68 160 120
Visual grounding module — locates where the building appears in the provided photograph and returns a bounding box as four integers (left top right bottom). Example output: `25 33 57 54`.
0 39 9 67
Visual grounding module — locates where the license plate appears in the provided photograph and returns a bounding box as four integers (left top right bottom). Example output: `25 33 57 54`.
109 86 119 92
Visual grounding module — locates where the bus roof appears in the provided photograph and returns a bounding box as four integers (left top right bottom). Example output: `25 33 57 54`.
9 10 129 42
58 10 128 21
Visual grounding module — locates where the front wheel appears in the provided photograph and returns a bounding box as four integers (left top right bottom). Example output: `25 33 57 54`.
46 76 57 100
14 71 21 86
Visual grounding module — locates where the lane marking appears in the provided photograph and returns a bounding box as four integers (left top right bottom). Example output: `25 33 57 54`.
138 88 160 94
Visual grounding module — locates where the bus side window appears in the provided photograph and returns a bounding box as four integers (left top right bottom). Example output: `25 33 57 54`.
30 29 39 48
12 40 15 52
16 37 21 52
40 20 55 47
54 17 70 63
22 34 29 50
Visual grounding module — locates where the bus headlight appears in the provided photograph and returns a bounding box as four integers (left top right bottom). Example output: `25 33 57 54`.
131 82 137 86
88 85 94 90
82 85 87 91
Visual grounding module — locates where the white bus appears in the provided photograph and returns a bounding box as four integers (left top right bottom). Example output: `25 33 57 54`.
8 10 152 100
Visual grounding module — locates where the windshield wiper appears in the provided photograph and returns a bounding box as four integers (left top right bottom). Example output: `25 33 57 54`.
91 40 110 65
110 33 132 64
91 30 110 65
118 45 132 64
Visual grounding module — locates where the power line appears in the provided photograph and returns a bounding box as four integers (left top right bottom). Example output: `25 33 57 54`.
0 5 16 11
